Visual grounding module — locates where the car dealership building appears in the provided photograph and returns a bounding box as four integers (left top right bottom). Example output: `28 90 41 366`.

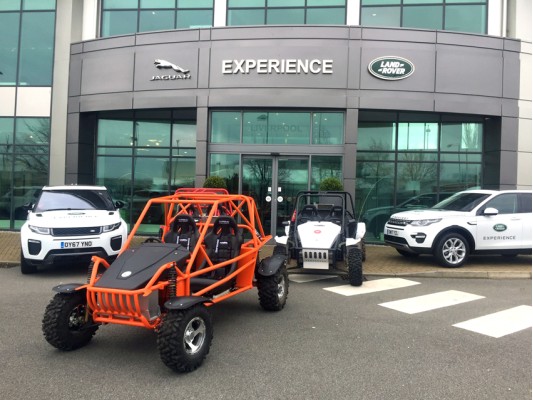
0 0 531 239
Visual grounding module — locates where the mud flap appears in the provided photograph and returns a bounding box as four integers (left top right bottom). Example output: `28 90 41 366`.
52 283 86 294
257 253 286 277
164 296 212 310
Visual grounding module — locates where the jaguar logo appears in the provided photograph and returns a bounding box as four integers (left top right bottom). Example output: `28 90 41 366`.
154 59 189 74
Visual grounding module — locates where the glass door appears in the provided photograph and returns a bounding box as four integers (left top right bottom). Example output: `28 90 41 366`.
242 156 309 236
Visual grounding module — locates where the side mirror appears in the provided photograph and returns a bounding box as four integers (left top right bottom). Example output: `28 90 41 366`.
115 200 125 209
483 207 499 216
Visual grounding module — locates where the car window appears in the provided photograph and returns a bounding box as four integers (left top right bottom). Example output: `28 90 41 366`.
481 194 518 214
35 189 115 212
518 193 532 213
432 192 490 212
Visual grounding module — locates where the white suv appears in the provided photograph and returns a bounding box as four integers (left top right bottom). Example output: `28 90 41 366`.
384 190 532 267
20 185 128 274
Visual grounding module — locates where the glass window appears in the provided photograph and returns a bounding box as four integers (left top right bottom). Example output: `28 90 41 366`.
140 0 174 8
0 0 21 10
135 121 171 148
307 7 345 24
18 12 54 86
445 4 486 34
361 0 400 4
172 121 196 147
308 0 345 5
312 113 344 144
267 112 310 144
227 9 265 25
267 8 305 24
23 0 55 10
15 118 49 146
398 122 438 150
441 122 482 152
402 5 442 30
311 156 342 190
397 161 438 197
404 0 442 3
211 112 241 143
268 0 304 6
483 194 518 215
139 10 174 32
209 153 240 193
228 0 265 7
243 112 268 144
101 10 138 36
0 13 19 85
98 119 134 146
102 0 138 9
358 122 396 151
360 6 401 27
176 9 213 28
179 0 212 7
0 118 14 151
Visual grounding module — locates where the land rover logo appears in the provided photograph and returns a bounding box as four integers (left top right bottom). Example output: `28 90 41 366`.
493 224 507 232
368 56 415 80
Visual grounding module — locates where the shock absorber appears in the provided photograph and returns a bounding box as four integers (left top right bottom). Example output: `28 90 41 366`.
86 261 94 283
168 264 177 298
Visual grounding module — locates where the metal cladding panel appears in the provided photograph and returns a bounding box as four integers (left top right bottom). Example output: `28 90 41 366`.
434 93 502 116
436 45 503 97
210 25 349 41
80 93 133 112
209 40 348 89
135 29 200 45
81 49 134 95
503 51 521 99
68 56 82 97
133 44 200 91
360 41 436 92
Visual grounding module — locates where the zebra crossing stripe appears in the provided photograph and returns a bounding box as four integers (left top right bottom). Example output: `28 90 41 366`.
453 305 533 338
324 278 420 296
379 290 485 314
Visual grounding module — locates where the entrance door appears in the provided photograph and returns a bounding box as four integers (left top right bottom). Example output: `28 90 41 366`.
242 156 309 236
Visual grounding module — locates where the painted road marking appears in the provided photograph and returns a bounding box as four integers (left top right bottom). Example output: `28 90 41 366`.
379 290 485 314
324 278 420 296
453 305 533 338
289 274 337 283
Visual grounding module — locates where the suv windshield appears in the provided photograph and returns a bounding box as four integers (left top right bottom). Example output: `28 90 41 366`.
34 189 115 213
431 192 490 212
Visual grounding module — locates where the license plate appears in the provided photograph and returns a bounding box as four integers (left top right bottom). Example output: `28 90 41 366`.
386 229 399 236
61 240 93 248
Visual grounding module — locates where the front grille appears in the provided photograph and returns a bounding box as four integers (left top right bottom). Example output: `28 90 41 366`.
52 226 102 236
387 218 410 227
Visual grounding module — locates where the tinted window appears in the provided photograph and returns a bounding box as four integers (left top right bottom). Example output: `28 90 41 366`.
35 190 116 212
518 193 532 213
432 192 490 212
482 194 518 214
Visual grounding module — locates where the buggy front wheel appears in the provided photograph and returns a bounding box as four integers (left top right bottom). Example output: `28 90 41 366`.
257 265 289 311
346 247 363 287
157 305 213 373
42 292 98 351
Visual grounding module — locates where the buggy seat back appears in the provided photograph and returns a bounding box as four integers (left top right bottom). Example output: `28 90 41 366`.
326 205 344 225
164 214 199 251
298 204 318 224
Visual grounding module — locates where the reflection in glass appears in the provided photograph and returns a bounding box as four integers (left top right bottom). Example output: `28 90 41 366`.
312 113 344 144
209 153 239 194
311 156 342 189
0 13 20 85
139 10 174 32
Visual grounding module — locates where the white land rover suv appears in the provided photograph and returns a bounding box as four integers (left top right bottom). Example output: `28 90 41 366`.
20 185 127 274
384 190 532 267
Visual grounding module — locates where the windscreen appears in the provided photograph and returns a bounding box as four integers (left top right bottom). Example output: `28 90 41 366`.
34 189 115 212
431 192 490 212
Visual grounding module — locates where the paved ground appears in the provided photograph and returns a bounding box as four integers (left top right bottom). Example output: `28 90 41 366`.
7 231 531 278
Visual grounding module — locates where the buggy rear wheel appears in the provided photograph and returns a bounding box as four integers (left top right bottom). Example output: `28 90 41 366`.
42 292 98 351
257 265 289 311
157 305 213 373
346 247 363 287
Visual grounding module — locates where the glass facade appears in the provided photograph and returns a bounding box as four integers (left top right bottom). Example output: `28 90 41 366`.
227 0 346 26
356 111 484 241
100 0 214 37
94 110 197 234
360 0 487 34
0 1 56 86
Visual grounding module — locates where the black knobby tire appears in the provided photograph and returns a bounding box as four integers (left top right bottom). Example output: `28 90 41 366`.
434 232 469 268
20 251 37 274
157 305 213 373
346 247 363 287
42 292 98 351
396 249 419 258
257 265 289 311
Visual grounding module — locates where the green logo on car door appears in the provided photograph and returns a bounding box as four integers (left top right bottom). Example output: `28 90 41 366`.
493 224 507 232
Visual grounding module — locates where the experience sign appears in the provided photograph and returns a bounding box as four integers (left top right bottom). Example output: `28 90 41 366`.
368 56 415 80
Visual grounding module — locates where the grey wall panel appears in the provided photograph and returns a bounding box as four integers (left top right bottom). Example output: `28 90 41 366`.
133 44 199 91
209 40 348 89
80 93 133 112
347 42 361 90
67 97 80 113
82 36 135 52
434 93 501 115
198 47 210 89
362 27 437 44
133 92 197 109
499 151 518 187
135 29 200 45
502 98 520 117
81 49 134 95
504 38 522 52
210 25 349 41
196 107 208 142
360 41 436 92
500 117 519 151
437 31 503 50
503 51 520 99
436 45 503 97
66 112 79 144
68 56 82 97
359 90 435 112
71 43 83 54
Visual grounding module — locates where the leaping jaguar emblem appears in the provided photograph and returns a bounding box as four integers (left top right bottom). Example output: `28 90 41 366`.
154 59 190 74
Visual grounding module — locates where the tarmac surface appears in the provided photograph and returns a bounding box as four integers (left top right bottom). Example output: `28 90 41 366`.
4 231 531 278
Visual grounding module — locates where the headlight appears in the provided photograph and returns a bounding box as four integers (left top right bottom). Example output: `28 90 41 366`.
103 222 121 232
409 219 441 227
28 225 51 235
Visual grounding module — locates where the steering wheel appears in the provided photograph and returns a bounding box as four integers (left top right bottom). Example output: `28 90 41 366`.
144 237 162 243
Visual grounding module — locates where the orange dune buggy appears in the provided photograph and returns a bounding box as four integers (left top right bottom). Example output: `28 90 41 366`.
42 192 289 373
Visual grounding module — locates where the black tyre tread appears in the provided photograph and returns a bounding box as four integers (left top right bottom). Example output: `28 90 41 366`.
434 232 469 268
42 293 97 351
347 247 363 287
257 266 289 311
20 251 37 274
157 305 213 373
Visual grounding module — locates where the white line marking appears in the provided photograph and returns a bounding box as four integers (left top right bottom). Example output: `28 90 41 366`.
453 305 533 338
379 290 485 314
289 274 338 283
324 278 420 296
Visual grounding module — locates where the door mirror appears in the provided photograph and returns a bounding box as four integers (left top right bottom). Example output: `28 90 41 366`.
115 200 125 209
483 207 499 216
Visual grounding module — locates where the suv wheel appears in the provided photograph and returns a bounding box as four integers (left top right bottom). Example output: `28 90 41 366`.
434 233 469 268
158 305 213 373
